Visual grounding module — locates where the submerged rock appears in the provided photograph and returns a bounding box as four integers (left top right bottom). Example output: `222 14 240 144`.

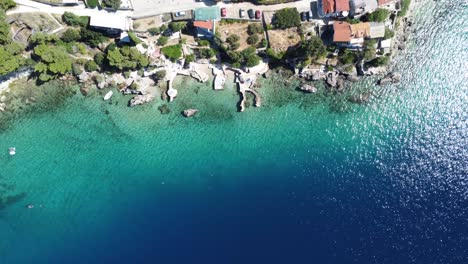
298 84 317 93
158 104 171 115
182 109 198 117
129 94 154 107
80 86 89 96
348 93 371 104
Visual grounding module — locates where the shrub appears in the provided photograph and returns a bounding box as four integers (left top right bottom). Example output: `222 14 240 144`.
260 38 268 48
247 23 264 35
185 54 195 64
62 12 89 27
246 55 260 67
273 8 300 29
226 34 240 44
363 40 377 60
232 62 241 68
102 0 121 9
384 27 394 39
161 44 182 61
94 53 105 66
148 27 160 35
229 42 240 50
157 36 168 46
154 70 166 80
86 0 99 8
85 60 99 72
198 39 210 46
72 63 82 76
366 56 390 67
247 34 259 45
198 48 216 59
0 0 16 11
128 31 142 45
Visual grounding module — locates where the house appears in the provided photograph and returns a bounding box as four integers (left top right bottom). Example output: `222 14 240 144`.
333 21 384 47
319 0 350 17
193 7 220 39
89 14 130 35
379 38 391 54
350 0 378 17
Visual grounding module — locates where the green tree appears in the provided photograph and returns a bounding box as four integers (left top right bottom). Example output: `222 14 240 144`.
300 36 326 62
154 70 166 80
0 43 25 75
0 10 11 45
61 28 81 42
169 22 187 32
62 12 89 27
273 8 300 29
185 54 195 64
339 50 357 65
33 44 72 81
85 60 99 71
80 28 107 47
86 0 99 8
226 34 240 44
0 0 16 11
247 34 259 45
157 36 168 46
106 46 148 70
102 0 121 9
366 8 389 22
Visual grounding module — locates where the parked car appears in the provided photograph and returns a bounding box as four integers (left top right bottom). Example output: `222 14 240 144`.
247 9 254 19
239 9 245 18
255 10 261 19
300 12 307 22
175 11 186 17
221 7 227 17
308 11 313 21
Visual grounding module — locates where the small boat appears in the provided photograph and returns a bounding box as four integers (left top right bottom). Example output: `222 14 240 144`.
8 147 16 156
104 91 113 101
27 204 34 209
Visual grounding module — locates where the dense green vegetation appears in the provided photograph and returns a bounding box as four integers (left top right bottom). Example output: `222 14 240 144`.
338 50 357 65
148 27 161 36
106 46 149 70
161 44 182 61
227 46 260 68
0 0 15 11
362 40 377 61
365 9 389 22
300 36 327 62
85 60 98 72
273 8 300 29
80 28 107 47
247 34 259 45
102 0 121 9
62 12 89 27
247 24 264 35
366 56 390 67
0 10 26 75
128 31 142 45
61 28 81 42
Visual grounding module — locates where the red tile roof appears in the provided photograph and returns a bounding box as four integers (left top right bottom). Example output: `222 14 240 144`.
323 0 335 14
378 0 394 6
333 21 351 42
335 0 350 11
193 20 213 30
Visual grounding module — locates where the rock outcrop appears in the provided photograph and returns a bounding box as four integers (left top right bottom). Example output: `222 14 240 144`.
326 72 338 87
378 73 401 85
128 94 154 107
182 109 198 117
299 84 317 93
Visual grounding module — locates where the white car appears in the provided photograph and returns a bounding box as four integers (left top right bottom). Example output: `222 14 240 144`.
175 11 186 17
239 9 245 18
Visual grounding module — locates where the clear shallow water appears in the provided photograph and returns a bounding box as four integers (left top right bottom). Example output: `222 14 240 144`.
1 1 467 263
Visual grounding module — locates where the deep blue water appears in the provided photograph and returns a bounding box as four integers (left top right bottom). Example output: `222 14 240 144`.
1 1 468 263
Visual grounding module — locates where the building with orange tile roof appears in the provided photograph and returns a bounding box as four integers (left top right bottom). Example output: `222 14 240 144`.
333 22 351 43
335 0 350 12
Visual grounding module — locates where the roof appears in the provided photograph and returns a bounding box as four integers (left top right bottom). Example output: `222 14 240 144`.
378 0 395 6
194 7 220 21
350 22 370 38
333 22 351 42
369 22 385 38
193 20 213 30
89 14 128 31
322 0 335 14
335 0 350 12
380 39 392 48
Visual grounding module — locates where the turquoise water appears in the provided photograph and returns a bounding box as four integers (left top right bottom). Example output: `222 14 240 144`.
1 1 467 263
